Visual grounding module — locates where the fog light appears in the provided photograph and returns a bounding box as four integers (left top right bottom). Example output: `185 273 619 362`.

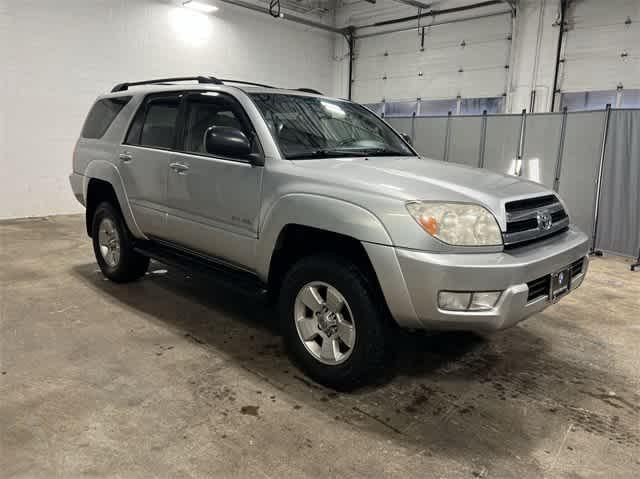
469 291 501 311
438 292 471 311
438 291 501 311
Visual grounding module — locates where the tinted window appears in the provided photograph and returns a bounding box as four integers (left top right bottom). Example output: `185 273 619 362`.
125 96 181 148
560 91 617 112
140 100 180 149
418 99 457 116
384 100 416 117
81 97 131 139
124 102 145 145
460 97 504 115
181 93 258 156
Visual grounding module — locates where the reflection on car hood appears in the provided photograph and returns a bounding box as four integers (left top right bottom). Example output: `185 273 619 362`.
290 156 551 215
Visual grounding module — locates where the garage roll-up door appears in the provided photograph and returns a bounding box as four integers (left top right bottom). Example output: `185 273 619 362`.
559 0 640 95
352 13 512 104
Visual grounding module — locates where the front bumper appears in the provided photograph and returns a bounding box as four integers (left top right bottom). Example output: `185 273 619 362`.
365 226 589 332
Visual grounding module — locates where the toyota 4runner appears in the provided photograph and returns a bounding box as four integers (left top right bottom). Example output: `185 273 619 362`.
70 76 589 389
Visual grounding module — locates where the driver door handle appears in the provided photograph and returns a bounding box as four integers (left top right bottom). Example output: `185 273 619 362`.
169 162 190 174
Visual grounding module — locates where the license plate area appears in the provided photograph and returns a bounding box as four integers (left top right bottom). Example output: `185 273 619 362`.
550 267 572 301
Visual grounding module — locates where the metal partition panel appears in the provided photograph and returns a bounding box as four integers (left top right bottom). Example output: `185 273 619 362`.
448 116 483 167
483 116 521 175
412 117 448 161
558 111 606 245
385 117 413 140
521 113 563 188
595 110 640 257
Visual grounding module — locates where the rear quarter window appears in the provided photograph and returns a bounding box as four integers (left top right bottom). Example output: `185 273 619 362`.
81 97 132 139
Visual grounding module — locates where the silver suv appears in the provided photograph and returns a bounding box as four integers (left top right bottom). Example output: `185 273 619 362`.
70 76 589 389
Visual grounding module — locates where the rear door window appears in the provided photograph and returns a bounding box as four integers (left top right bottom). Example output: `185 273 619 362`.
125 94 181 149
81 97 131 139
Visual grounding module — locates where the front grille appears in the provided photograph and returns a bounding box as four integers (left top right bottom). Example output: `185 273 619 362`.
504 195 570 249
526 257 585 303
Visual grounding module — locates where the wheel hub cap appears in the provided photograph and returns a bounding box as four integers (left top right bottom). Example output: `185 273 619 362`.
98 218 121 267
317 308 338 336
294 282 356 365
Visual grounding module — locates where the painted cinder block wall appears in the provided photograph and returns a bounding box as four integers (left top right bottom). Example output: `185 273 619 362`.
0 0 336 219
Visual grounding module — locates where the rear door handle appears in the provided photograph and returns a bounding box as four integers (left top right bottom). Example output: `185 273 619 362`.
119 152 133 163
169 162 190 174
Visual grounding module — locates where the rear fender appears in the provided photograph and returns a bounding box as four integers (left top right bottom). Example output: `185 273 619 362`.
83 160 146 239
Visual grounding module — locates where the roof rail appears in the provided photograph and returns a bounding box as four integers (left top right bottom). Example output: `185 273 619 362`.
110 76 322 95
218 79 276 89
296 88 324 95
111 76 223 93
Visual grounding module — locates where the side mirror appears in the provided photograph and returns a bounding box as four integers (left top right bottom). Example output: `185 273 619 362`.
400 133 413 146
205 126 255 160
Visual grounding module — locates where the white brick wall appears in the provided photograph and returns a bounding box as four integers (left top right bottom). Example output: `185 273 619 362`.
0 0 336 219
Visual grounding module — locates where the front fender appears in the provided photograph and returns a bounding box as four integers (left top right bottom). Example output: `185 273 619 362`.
255 193 393 281
83 160 146 239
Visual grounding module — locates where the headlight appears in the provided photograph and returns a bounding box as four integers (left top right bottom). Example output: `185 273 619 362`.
406 201 502 246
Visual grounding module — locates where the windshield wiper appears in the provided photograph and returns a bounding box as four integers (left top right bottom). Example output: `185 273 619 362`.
286 148 360 160
287 147 411 160
352 147 412 157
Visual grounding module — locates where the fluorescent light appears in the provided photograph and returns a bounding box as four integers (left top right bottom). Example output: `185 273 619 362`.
182 1 219 13
169 7 212 45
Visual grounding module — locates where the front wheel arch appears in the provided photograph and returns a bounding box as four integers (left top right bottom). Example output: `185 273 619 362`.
265 225 388 313
256 194 393 281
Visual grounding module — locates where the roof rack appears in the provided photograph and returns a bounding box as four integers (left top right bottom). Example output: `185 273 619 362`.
111 76 278 93
218 79 275 89
296 88 324 95
110 76 320 95
111 76 223 93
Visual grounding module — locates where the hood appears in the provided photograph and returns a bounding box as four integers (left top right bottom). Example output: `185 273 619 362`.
290 156 552 226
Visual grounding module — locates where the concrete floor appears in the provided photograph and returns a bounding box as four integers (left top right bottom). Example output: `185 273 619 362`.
1 215 639 479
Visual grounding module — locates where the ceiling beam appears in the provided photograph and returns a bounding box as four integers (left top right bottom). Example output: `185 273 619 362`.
355 0 505 29
214 0 345 34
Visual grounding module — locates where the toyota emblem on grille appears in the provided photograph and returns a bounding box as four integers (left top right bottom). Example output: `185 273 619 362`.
537 211 553 231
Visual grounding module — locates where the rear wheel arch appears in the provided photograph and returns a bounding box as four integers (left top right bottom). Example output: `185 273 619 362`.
82 160 145 239
85 178 120 237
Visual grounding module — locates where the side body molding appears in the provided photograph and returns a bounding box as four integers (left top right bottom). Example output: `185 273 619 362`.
83 160 147 239
255 193 393 281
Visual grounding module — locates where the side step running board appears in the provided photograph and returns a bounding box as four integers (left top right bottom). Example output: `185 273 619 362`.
134 240 268 296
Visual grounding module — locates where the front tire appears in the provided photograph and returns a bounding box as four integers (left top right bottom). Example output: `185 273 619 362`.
91 202 149 283
279 254 390 390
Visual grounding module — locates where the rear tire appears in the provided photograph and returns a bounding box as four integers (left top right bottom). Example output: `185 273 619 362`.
91 201 149 283
279 254 390 390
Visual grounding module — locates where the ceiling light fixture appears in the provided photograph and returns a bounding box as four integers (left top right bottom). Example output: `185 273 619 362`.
182 1 219 13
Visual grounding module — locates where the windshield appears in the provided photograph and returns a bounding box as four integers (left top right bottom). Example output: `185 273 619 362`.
249 93 415 160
